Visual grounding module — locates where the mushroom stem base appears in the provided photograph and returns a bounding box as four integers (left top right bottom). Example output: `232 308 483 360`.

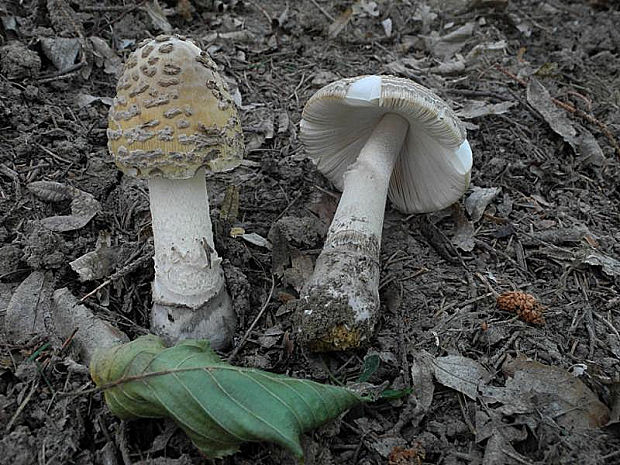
151 284 235 350
295 242 381 351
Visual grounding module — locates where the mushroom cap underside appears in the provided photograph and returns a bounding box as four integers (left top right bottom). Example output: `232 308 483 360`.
108 35 244 179
300 75 472 213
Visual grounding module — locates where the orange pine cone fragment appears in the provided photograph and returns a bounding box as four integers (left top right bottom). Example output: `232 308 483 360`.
497 291 545 325
388 445 425 465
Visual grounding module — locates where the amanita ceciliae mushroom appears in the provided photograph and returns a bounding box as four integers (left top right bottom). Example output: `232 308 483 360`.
297 75 472 351
107 35 244 349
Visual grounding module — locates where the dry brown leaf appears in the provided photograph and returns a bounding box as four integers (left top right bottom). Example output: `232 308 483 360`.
502 356 610 429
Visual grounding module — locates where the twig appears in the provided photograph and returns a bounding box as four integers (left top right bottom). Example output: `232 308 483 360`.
591 310 620 338
35 142 73 164
116 421 133 465
37 62 85 83
6 380 38 432
274 192 302 222
91 0 149 36
501 448 534 464
436 292 495 314
227 275 276 362
248 1 272 27
494 64 620 157
60 327 80 352
80 251 154 302
309 0 335 21
78 5 133 12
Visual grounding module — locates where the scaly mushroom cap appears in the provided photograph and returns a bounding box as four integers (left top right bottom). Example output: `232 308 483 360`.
108 35 244 179
301 75 472 213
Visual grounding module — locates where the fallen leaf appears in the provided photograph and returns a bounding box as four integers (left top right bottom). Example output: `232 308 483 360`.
1 15 19 35
352 0 380 17
501 355 610 429
482 431 526 465
89 36 122 75
457 101 516 120
28 181 101 232
381 18 393 37
434 355 490 400
76 93 114 108
258 326 283 348
609 380 620 425
464 186 501 222
245 115 274 151
219 185 240 221
465 40 507 66
576 128 606 167
412 4 437 34
576 249 620 277
143 0 172 32
520 225 590 246
410 351 435 415
214 30 257 43
284 252 314 292
425 22 474 60
367 436 406 458
388 444 425 465
433 58 466 75
176 0 193 21
0 245 21 276
70 232 114 281
526 78 578 149
229 227 245 237
328 8 353 39
240 232 272 250
40 37 81 72
268 215 327 275
5 271 54 343
91 335 363 458
451 202 475 252
277 111 290 134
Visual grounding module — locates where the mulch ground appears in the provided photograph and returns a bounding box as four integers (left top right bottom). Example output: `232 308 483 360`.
1 1 619 464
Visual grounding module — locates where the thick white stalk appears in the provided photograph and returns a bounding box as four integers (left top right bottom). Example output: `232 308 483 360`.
326 113 409 248
298 113 409 350
149 169 223 307
148 169 234 348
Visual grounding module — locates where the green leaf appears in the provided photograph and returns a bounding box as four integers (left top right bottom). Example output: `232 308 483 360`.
380 387 413 400
358 353 380 383
90 335 363 459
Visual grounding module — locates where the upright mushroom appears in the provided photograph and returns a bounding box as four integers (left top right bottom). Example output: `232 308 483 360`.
107 35 244 349
297 75 472 351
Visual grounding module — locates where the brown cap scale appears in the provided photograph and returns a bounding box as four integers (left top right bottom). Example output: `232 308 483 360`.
108 35 243 179
107 36 244 349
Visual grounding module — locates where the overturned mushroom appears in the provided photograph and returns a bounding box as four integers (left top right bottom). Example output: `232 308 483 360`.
107 35 244 349
297 75 472 351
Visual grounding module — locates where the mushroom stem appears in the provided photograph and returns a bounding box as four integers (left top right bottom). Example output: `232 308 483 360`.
328 113 409 245
298 113 409 350
148 168 235 349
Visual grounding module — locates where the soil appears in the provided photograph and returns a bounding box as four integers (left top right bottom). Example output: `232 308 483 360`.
1 0 620 464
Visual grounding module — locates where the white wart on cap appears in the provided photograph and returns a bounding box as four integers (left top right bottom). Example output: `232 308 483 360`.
300 75 472 213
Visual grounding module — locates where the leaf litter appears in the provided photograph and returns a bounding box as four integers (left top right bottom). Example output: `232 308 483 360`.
1 0 619 463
